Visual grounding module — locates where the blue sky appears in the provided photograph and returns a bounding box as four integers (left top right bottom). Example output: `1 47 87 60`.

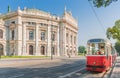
0 0 120 46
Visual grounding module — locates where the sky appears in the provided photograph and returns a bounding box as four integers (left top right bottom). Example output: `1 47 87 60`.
0 0 120 46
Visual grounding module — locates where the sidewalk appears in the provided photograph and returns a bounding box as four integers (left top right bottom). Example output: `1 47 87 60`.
0 58 61 68
0 57 61 67
110 56 120 78
0 56 85 67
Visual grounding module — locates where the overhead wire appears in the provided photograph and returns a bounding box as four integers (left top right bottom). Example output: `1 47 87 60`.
88 1 106 34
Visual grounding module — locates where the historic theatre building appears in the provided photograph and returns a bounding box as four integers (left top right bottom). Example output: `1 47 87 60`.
0 7 78 57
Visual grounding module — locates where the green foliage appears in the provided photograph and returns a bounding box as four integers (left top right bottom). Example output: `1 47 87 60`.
106 20 120 41
114 41 120 54
78 46 86 53
89 0 117 8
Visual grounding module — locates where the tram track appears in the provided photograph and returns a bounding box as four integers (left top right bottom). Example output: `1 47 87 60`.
18 63 85 78
56 60 117 78
3 60 86 78
87 59 117 78
63 62 117 78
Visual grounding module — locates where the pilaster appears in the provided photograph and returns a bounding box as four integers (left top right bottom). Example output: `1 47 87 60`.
47 24 51 56
57 27 60 56
35 23 39 55
63 25 66 56
22 22 26 55
16 15 22 56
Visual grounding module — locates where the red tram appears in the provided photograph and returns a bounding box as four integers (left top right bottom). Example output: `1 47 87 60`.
86 38 117 72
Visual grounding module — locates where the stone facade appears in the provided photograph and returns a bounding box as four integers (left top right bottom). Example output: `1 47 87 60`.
0 7 78 57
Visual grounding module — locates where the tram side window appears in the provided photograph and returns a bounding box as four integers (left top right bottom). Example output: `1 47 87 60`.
105 45 112 58
111 47 115 55
108 45 112 55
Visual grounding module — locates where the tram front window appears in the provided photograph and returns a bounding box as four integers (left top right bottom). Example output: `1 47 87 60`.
87 43 105 55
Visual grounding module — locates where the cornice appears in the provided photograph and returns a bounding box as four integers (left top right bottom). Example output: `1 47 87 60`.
60 20 78 30
2 12 21 20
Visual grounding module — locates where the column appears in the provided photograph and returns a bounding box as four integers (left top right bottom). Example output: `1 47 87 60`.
57 26 60 56
17 15 22 56
47 24 51 56
64 27 67 56
69 32 72 56
60 23 65 56
72 31 74 56
3 44 6 56
35 23 39 55
67 33 70 57
76 33 78 55
22 22 26 55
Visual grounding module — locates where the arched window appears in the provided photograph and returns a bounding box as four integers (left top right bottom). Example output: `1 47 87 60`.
0 44 3 55
41 46 45 55
12 30 14 40
29 45 33 55
29 30 34 40
0 29 3 38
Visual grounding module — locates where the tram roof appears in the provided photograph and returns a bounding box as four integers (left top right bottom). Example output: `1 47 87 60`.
87 38 110 44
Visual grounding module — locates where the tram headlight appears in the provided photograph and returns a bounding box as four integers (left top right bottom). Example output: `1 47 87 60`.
93 62 96 65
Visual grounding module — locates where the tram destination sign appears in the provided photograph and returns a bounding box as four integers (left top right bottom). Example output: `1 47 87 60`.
88 39 105 43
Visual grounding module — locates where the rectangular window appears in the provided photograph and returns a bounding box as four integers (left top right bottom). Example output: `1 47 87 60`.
40 23 48 27
28 22 35 25
11 21 15 24
0 30 3 39
29 30 34 40
71 35 72 44
12 30 14 40
40 23 43 26
51 32 55 41
74 36 76 44
41 31 45 40
66 33 68 43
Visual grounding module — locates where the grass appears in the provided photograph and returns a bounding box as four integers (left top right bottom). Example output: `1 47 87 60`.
78 53 85 56
1 56 49 59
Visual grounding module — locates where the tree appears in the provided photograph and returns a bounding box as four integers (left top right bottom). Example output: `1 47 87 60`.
89 0 117 8
78 46 86 53
106 20 120 41
114 41 120 55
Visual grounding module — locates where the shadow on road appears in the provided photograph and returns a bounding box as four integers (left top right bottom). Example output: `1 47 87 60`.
0 58 86 78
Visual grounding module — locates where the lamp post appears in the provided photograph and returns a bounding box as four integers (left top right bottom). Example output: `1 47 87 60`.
0 52 1 59
51 16 53 60
50 14 58 60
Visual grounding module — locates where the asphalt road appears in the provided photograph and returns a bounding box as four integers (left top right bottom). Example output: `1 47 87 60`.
0 57 86 78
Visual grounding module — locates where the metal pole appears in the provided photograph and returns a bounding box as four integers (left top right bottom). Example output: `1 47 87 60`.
0 51 1 59
51 19 53 60
51 14 57 60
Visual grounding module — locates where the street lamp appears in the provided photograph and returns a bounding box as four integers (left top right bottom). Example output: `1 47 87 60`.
51 14 58 60
51 16 53 60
